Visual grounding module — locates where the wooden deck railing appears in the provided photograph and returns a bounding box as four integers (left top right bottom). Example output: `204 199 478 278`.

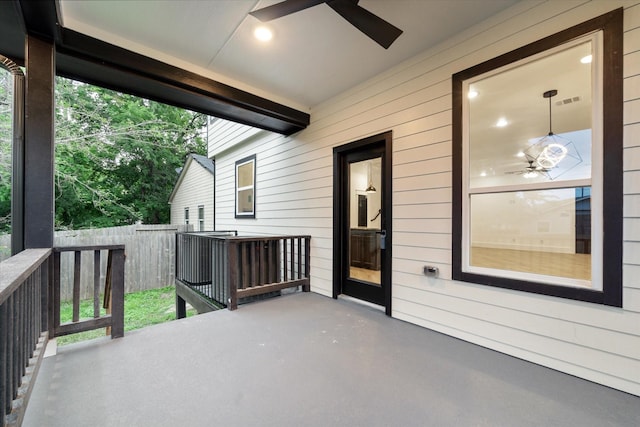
175 232 311 313
51 245 125 339
1 244 125 426
1 249 50 427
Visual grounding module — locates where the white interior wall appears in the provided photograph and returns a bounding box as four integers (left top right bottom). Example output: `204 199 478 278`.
211 0 640 396
349 161 382 230
471 190 576 253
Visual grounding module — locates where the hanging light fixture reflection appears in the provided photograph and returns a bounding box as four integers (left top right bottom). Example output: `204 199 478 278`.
365 161 376 193
523 89 582 180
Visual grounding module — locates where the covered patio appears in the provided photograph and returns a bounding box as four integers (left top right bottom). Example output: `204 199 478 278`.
24 293 640 426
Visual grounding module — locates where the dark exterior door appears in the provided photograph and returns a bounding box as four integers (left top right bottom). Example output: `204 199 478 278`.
333 132 392 314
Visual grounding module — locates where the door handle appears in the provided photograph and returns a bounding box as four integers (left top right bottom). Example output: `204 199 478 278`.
376 229 386 250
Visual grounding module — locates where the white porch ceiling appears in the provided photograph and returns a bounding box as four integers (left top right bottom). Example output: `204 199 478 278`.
58 0 520 111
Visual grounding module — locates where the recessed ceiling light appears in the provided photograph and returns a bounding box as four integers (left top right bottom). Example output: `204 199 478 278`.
480 171 487 177
516 151 525 157
467 90 478 99
580 54 592 64
254 26 273 42
496 117 508 127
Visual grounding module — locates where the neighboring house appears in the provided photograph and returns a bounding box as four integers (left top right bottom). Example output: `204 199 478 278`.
169 153 214 231
205 3 640 397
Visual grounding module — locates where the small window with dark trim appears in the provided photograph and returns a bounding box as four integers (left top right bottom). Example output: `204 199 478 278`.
452 9 623 306
235 154 256 219
184 207 189 225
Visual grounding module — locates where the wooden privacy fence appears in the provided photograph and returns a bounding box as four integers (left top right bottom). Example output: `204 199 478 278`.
175 232 311 314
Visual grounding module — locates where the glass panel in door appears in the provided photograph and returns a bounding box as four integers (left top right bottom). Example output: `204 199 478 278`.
348 158 382 286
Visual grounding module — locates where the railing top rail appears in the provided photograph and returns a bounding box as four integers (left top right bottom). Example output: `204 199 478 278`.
0 248 51 305
225 235 311 242
177 230 238 237
176 232 310 242
53 244 125 252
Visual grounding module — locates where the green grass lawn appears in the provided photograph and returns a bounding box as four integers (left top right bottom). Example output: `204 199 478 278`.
57 286 196 346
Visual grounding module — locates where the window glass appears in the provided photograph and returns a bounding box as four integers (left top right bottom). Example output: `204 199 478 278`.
467 42 594 189
452 9 624 307
469 187 591 287
235 155 255 218
463 36 600 290
198 205 204 231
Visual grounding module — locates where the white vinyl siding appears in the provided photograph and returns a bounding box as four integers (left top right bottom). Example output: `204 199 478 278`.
170 158 214 229
208 118 263 156
211 0 640 396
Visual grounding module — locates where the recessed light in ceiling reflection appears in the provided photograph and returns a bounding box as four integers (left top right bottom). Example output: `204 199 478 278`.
467 90 478 99
254 26 273 42
496 117 508 127
516 151 525 157
580 54 592 64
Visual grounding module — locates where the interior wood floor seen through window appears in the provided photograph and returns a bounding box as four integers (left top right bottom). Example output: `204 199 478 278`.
471 247 591 281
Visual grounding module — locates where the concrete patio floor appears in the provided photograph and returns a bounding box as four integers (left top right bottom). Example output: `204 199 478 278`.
24 292 640 426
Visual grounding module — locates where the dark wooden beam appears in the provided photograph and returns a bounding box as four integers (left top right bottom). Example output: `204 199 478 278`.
23 34 55 249
10 0 309 135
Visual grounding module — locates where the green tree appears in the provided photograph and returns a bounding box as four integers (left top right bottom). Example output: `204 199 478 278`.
1 77 206 233
0 69 13 233
53 78 206 229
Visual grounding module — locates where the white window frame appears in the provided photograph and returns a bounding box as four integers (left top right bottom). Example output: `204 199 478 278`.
235 154 256 219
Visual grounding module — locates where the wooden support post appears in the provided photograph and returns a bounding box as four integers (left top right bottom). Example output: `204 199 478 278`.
23 35 55 250
110 249 125 338
176 293 186 319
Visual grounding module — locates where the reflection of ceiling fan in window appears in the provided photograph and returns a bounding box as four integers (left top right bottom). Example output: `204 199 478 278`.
505 159 551 178
504 89 582 180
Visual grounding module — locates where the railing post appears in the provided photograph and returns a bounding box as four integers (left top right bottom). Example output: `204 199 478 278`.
51 251 61 336
110 249 125 338
227 240 238 310
304 237 311 292
72 251 81 323
40 257 49 333
93 250 101 318
1 300 6 425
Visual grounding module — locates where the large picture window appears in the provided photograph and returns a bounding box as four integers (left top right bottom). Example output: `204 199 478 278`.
235 154 256 218
452 9 622 306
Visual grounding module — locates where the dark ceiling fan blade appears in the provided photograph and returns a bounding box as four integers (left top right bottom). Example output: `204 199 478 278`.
327 0 403 49
249 0 326 22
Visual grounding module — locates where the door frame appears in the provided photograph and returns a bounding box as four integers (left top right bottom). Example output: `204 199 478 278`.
333 131 393 315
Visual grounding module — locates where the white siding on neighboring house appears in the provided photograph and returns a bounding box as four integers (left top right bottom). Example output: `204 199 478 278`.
169 155 214 230
210 1 640 396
